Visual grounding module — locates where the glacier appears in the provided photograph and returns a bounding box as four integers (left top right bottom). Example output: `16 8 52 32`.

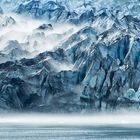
0 0 140 113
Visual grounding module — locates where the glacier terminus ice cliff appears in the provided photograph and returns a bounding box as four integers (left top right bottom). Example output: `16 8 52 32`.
0 0 140 113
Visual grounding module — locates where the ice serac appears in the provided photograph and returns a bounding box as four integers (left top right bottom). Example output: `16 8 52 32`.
16 0 71 22
1 0 140 113
0 7 3 14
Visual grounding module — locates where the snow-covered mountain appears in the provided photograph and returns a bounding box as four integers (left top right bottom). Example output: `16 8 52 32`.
0 0 140 112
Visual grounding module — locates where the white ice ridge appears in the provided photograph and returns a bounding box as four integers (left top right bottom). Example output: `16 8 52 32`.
1 112 140 126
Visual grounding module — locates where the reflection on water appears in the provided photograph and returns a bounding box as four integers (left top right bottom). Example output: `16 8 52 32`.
0 124 140 140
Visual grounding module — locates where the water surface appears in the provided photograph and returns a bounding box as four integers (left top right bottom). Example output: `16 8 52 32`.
0 124 140 140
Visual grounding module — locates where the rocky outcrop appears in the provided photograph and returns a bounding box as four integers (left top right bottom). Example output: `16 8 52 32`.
36 23 53 30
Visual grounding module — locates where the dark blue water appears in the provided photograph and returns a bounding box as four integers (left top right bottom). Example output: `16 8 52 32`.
0 124 140 140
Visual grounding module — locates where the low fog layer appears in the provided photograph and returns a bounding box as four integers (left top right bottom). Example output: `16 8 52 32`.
1 112 140 125
0 13 79 57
